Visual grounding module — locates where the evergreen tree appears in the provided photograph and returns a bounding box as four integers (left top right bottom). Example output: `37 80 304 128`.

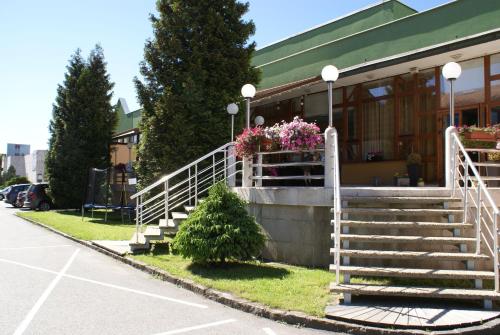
46 46 116 208
135 0 260 186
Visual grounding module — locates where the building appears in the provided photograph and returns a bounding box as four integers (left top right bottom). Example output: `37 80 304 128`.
111 98 142 167
2 144 47 183
250 0 500 186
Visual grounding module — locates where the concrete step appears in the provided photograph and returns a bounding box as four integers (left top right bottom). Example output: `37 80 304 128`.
331 249 490 261
339 208 463 216
339 220 472 229
331 234 475 244
330 283 500 300
159 219 178 234
341 196 462 204
332 265 495 280
184 205 195 213
172 212 188 225
143 226 163 241
129 232 150 251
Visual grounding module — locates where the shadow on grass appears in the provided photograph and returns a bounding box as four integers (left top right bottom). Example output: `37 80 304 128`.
150 242 290 280
60 210 135 225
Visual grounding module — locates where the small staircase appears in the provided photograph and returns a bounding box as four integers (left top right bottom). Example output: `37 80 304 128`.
328 195 500 310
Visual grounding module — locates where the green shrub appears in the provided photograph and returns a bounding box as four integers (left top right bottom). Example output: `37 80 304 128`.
7 176 30 186
173 182 265 264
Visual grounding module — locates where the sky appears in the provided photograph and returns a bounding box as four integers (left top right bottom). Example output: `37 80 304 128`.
0 0 448 152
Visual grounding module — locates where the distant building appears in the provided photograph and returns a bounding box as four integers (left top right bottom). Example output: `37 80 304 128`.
6 143 30 157
110 98 142 167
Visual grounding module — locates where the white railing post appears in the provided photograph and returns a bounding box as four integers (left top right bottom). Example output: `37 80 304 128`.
212 154 216 184
464 159 469 223
227 145 236 187
324 127 335 188
494 214 499 292
256 152 263 187
195 164 198 205
164 180 169 222
476 184 481 254
188 167 192 205
242 156 253 187
224 148 227 181
135 197 140 243
445 126 457 189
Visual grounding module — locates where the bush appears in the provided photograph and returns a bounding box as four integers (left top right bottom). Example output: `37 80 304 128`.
7 176 30 186
173 182 265 264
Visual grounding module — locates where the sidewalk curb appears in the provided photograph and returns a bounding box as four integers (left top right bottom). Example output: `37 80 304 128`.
16 213 500 335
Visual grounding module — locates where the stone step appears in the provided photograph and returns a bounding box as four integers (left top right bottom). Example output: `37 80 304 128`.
143 226 163 240
129 232 149 251
338 220 472 229
172 212 188 225
332 265 495 280
339 208 463 216
330 249 490 261
341 196 462 204
184 205 195 213
159 218 177 229
329 283 500 300
331 234 475 244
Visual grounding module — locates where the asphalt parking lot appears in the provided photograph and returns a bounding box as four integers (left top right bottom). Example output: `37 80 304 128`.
0 203 339 335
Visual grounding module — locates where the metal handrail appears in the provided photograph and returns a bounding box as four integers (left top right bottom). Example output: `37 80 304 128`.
450 131 499 292
331 127 342 285
131 142 241 242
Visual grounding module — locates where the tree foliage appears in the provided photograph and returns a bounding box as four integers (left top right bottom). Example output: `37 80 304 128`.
135 0 260 186
46 46 116 208
0 166 17 187
173 182 265 264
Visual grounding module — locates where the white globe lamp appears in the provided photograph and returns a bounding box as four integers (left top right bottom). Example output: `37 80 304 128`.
321 65 339 127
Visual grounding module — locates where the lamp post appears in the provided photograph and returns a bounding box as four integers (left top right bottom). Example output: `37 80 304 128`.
321 65 340 128
241 84 256 129
226 103 239 141
442 62 462 127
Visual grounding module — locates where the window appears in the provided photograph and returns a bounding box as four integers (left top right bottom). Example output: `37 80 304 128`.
362 99 395 161
491 53 500 76
418 69 436 89
440 58 485 107
491 106 500 125
399 96 414 136
491 80 500 102
363 78 393 99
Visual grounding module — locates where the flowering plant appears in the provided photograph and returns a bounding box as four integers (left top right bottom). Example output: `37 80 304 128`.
277 116 323 151
235 127 264 158
457 125 499 134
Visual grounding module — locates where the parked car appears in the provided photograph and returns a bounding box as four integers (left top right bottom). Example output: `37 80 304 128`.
25 183 53 211
0 186 10 200
4 184 30 206
15 190 27 208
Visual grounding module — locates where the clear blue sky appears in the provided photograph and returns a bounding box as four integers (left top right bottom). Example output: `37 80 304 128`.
0 0 447 152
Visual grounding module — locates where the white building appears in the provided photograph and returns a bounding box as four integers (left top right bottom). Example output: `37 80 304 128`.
2 145 47 183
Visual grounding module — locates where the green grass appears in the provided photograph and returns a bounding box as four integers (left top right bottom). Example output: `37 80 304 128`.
17 210 136 241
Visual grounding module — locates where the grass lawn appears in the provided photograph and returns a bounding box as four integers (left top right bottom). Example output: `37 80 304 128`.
17 210 136 241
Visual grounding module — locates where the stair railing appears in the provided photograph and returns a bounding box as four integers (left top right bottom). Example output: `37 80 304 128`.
130 143 241 242
449 129 499 292
330 127 342 285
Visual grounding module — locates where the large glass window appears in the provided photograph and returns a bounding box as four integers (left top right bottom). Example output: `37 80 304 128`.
418 69 436 89
491 106 500 125
491 53 500 76
491 80 500 102
399 96 414 135
362 99 395 161
363 78 393 99
440 58 485 107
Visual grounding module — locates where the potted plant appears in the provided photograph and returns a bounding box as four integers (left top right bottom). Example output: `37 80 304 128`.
459 125 497 142
278 116 323 151
234 127 264 158
417 178 425 187
406 152 422 187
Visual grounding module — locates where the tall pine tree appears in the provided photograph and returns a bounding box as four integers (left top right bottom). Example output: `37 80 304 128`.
135 0 260 186
46 46 116 208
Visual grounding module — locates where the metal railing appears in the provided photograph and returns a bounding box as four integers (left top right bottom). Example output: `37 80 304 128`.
450 130 499 292
130 143 241 242
330 128 342 285
251 146 325 186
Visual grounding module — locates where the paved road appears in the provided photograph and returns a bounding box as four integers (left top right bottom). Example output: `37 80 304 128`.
0 202 340 335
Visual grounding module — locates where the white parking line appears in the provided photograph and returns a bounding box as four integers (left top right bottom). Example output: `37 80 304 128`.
13 248 80 335
152 319 237 335
0 244 72 250
263 327 277 335
0 256 208 309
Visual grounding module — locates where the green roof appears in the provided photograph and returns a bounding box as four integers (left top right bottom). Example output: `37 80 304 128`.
115 98 142 134
253 0 500 90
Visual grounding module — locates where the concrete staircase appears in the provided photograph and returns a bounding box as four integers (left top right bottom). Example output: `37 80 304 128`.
328 195 500 310
129 204 194 252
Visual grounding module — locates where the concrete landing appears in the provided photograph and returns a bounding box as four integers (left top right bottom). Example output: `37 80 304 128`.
91 240 131 256
325 299 500 330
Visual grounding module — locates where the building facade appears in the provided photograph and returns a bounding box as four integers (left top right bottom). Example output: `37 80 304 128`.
250 0 500 186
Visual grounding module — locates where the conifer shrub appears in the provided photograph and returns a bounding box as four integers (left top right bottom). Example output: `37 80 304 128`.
173 182 265 264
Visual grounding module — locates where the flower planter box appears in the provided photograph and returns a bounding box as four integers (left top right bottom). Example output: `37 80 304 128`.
464 131 496 141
